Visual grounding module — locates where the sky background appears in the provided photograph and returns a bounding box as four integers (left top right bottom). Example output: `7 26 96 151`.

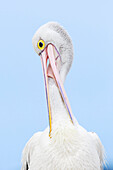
0 0 113 169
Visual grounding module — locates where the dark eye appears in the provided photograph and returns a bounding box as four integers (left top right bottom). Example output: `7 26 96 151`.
37 40 45 50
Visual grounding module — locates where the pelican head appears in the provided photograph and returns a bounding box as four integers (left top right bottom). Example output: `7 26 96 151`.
32 22 73 83
32 22 74 136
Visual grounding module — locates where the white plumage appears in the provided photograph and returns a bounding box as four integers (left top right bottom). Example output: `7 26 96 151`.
21 22 104 170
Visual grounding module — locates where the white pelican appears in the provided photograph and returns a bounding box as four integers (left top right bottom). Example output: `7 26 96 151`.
21 22 104 170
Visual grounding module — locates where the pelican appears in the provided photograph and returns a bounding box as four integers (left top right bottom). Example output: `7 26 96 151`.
21 22 104 170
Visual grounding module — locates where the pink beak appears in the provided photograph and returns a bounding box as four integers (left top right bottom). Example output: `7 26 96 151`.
40 44 74 137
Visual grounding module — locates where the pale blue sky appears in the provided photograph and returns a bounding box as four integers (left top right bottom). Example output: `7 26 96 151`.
0 0 113 169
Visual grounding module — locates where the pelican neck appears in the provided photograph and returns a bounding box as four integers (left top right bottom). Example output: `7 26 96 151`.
48 78 73 128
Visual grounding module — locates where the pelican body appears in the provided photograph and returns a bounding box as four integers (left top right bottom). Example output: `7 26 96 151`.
21 22 104 170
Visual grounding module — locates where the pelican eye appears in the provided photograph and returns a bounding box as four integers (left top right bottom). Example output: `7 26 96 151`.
37 40 45 50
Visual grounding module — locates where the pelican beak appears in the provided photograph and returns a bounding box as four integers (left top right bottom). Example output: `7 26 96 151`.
40 44 74 137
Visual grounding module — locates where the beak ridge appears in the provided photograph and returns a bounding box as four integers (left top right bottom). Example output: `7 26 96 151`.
47 45 74 124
